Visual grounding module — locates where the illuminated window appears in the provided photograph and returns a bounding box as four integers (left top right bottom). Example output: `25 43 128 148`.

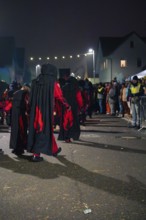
120 60 127 68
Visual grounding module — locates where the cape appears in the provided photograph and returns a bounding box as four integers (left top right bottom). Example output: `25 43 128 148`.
10 89 29 150
58 76 81 140
27 64 57 155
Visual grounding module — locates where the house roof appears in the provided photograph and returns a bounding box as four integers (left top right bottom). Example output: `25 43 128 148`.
99 37 125 56
99 32 146 57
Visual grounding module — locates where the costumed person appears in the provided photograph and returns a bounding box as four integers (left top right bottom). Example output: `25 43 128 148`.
105 83 111 114
3 80 20 128
27 63 70 162
58 74 83 143
0 80 9 125
78 79 88 126
9 83 30 155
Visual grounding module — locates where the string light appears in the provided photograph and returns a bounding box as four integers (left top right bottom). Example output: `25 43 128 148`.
29 52 93 61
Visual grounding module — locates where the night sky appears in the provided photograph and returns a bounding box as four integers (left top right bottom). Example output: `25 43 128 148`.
0 0 146 58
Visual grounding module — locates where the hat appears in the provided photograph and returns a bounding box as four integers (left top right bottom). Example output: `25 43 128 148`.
41 63 57 79
133 75 138 81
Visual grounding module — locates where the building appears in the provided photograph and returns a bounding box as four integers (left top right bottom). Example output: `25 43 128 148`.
0 37 27 84
96 32 146 82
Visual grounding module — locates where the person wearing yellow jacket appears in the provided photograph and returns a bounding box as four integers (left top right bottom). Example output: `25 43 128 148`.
128 75 144 129
97 83 105 114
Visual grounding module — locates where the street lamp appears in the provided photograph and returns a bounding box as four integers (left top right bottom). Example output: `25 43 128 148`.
88 48 95 83
36 64 41 77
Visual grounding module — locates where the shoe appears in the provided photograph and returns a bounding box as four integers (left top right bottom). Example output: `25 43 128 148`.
65 139 71 143
111 113 116 116
53 147 62 157
136 125 140 129
31 156 43 162
128 125 136 128
12 149 24 155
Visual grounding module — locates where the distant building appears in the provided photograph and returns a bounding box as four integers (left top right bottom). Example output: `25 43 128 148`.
0 37 29 84
96 32 146 82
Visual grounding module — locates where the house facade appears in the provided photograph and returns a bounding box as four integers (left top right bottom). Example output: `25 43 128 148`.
0 37 28 84
96 32 146 83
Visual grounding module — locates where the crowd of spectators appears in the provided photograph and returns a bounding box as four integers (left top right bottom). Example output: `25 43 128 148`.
0 75 146 129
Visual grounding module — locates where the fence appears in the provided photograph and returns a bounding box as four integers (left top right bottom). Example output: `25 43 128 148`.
139 96 146 131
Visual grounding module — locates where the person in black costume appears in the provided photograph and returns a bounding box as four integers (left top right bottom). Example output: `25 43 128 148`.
10 84 30 155
27 63 70 162
58 75 83 142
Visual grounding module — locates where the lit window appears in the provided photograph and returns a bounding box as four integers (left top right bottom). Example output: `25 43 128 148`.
120 60 127 68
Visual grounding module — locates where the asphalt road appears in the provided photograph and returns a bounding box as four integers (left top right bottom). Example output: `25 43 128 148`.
0 114 146 220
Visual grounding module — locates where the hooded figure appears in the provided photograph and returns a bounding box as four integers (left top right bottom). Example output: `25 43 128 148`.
27 63 70 162
58 76 83 142
9 84 30 155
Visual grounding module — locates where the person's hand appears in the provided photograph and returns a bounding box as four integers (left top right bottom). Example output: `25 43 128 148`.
67 105 71 111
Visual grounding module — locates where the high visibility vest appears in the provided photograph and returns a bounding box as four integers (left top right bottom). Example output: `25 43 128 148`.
130 83 141 94
98 87 103 93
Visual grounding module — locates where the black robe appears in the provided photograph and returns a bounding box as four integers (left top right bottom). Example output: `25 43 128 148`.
58 76 81 140
10 89 29 152
27 64 57 155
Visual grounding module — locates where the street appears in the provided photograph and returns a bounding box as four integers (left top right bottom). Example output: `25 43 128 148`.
0 114 146 220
